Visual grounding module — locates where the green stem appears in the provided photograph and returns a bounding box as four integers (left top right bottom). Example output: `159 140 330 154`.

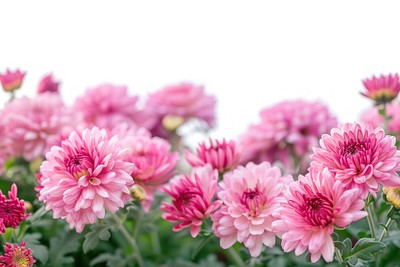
227 247 246 267
133 207 143 238
366 204 376 239
379 207 395 242
111 213 145 267
150 231 161 256
335 247 343 266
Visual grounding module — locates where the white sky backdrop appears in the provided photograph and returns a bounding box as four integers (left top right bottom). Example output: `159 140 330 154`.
2 1 400 140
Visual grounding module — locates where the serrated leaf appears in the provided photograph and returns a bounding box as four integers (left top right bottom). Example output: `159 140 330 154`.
342 238 353 256
24 233 49 264
83 223 113 253
49 231 80 266
342 238 386 261
334 240 345 252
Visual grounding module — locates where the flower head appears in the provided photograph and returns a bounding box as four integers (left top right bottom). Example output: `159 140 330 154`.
0 184 29 233
39 127 135 233
310 123 400 197
0 69 26 92
383 186 400 209
212 162 293 257
185 139 240 174
272 168 367 263
37 73 60 94
361 73 400 104
0 241 35 267
161 165 221 238
360 101 400 137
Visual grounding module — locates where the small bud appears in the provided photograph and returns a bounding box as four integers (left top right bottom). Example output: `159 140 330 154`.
0 69 26 93
130 184 146 202
24 201 33 211
383 186 400 209
162 115 184 132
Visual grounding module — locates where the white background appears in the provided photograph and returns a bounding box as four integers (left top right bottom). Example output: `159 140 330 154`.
1 1 400 140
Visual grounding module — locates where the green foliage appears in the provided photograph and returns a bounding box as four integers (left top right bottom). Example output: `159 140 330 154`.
24 233 49 265
48 230 80 266
90 249 133 267
339 238 386 266
83 218 117 253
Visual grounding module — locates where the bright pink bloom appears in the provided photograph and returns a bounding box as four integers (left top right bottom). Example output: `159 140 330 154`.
37 73 60 94
361 73 400 104
211 162 293 257
0 93 77 161
310 123 400 197
0 69 26 92
185 139 240 174
238 100 337 174
360 101 400 137
115 125 179 211
146 82 216 129
272 168 367 263
0 184 29 233
74 84 156 130
39 127 135 233
0 241 35 267
161 165 221 238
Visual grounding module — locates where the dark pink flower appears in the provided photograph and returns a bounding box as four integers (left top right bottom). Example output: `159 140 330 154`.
39 127 135 233
0 69 26 92
0 184 29 233
0 241 35 267
161 165 221 238
310 123 400 197
272 168 367 263
361 73 400 104
37 73 60 94
185 139 240 174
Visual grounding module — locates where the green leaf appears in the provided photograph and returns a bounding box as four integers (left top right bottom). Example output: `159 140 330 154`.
90 250 131 267
83 221 115 253
48 231 80 266
342 238 386 262
24 233 49 264
342 238 352 257
334 240 345 252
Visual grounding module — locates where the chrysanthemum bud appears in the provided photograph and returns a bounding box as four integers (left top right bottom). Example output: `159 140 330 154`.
383 186 400 208
162 115 184 132
130 184 146 202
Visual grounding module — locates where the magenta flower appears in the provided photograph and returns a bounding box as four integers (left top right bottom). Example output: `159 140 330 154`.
161 165 221 238
37 73 60 94
211 162 293 257
272 168 367 263
74 84 156 130
0 184 29 233
185 139 240 174
0 241 35 267
146 82 216 130
310 123 400 197
0 69 26 92
360 101 400 137
39 127 135 233
0 93 77 161
361 73 400 104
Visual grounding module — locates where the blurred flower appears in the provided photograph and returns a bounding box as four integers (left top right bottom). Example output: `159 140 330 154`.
310 123 400 198
74 84 156 131
0 184 29 233
238 100 337 174
361 73 400 105
39 127 135 233
185 138 240 174
146 82 216 133
161 165 221 238
383 186 400 209
0 93 78 161
360 101 400 137
272 168 367 263
37 73 59 94
0 69 26 93
0 241 35 267
212 162 293 257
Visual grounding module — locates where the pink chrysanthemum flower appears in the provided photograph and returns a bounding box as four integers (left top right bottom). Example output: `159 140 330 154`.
1 93 78 161
161 165 221 238
0 69 26 92
39 127 135 233
272 168 367 263
310 122 400 197
238 100 337 174
360 101 400 137
211 162 293 257
361 73 400 105
0 184 29 233
146 82 216 130
115 125 179 211
0 241 35 267
37 73 60 94
74 84 155 131
185 139 240 174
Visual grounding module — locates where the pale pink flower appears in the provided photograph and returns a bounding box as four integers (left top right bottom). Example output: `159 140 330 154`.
0 93 77 161
360 101 400 137
0 241 35 267
0 184 29 233
310 123 400 197
74 84 156 130
361 73 400 104
161 165 221 238
39 127 135 233
211 162 293 257
0 69 26 92
272 168 367 263
37 73 60 94
185 139 240 174
146 82 216 130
